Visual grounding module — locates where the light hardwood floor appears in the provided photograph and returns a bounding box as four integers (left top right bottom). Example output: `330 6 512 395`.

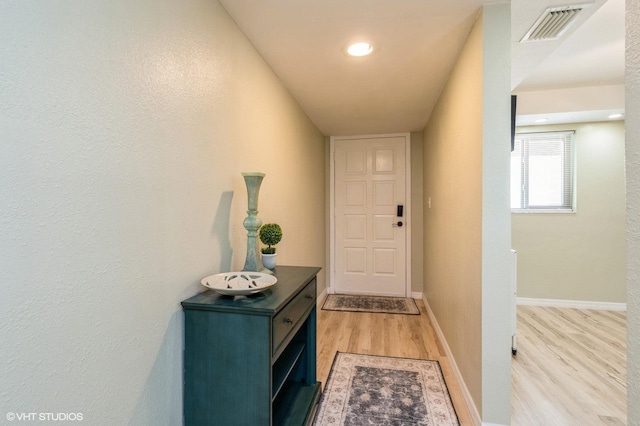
316 299 475 425
512 305 627 426
316 300 627 426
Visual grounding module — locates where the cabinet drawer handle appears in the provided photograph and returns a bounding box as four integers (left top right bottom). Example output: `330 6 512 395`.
304 294 314 300
283 318 293 324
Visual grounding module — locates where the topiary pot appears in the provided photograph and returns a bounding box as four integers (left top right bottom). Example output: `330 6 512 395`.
261 253 277 269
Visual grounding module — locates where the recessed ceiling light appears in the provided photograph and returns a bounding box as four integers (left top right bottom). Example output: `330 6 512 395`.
534 118 548 124
608 113 624 119
347 42 373 57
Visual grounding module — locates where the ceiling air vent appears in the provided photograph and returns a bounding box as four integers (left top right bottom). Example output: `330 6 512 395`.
520 5 586 42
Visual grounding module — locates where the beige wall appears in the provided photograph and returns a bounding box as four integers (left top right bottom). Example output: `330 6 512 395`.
0 0 325 423
515 85 625 116
423 4 511 424
626 0 640 422
513 121 626 303
411 131 425 294
423 10 484 416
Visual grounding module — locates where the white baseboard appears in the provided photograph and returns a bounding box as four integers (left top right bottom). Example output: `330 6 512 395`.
423 296 482 426
411 291 423 299
517 297 626 311
317 287 328 309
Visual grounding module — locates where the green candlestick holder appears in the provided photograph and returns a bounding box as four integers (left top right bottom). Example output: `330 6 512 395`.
241 172 266 272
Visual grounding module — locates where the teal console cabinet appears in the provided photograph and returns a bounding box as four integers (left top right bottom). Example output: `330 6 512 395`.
181 266 322 426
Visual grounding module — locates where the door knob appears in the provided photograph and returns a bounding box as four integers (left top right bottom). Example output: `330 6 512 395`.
392 221 403 227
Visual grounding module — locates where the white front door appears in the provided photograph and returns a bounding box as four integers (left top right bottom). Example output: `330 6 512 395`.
332 134 409 297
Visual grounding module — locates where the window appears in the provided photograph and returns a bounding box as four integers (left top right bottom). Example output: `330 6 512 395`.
511 131 575 212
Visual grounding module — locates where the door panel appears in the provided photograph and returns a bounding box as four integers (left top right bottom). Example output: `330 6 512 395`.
334 136 407 296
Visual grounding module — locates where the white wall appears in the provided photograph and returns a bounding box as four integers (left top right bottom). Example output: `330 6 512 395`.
626 0 640 423
0 1 325 423
513 121 626 303
480 4 512 424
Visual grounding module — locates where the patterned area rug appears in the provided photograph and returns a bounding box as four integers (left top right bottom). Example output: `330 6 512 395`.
314 353 459 426
322 294 420 315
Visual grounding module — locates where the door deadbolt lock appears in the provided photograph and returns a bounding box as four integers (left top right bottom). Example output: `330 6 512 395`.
392 221 403 227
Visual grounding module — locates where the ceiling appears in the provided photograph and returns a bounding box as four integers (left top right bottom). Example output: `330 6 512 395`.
218 0 625 136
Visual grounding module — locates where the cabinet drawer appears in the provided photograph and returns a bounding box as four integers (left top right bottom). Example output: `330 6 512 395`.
272 279 316 354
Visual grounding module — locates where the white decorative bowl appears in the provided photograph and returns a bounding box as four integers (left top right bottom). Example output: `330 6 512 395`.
201 272 277 296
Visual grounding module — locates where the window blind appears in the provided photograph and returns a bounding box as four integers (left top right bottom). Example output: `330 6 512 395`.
511 131 575 211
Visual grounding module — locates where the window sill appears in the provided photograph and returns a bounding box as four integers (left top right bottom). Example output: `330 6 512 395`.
511 209 575 214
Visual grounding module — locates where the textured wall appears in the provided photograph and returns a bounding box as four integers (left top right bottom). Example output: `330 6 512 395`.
626 0 640 423
513 121 626 303
0 1 325 424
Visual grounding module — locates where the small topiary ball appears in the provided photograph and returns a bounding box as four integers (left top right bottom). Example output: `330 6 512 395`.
259 223 282 252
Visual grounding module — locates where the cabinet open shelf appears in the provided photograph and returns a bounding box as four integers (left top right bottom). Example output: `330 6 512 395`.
273 381 322 426
273 342 305 401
